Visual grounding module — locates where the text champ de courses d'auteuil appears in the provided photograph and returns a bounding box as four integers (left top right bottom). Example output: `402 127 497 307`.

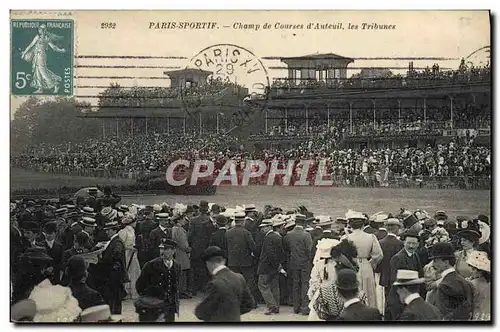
148 22 396 30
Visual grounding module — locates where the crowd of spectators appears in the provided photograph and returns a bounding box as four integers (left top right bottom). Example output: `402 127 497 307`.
271 60 490 94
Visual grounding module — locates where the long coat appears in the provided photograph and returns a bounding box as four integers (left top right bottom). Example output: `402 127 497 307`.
257 231 284 275
136 258 181 314
172 225 190 270
188 214 214 260
226 225 256 267
149 226 172 261
210 228 228 259
94 235 128 300
385 249 424 321
376 234 404 288
194 267 255 322
136 219 158 264
283 226 313 270
434 271 474 321
399 297 442 321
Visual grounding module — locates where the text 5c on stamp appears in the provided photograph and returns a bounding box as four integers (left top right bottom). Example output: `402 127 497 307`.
11 20 74 96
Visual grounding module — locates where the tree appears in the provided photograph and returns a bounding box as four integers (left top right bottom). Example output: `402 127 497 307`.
10 97 100 151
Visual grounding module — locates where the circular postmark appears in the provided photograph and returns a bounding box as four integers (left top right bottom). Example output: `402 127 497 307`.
181 44 270 128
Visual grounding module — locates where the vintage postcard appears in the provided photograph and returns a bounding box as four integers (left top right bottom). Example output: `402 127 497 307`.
10 10 491 323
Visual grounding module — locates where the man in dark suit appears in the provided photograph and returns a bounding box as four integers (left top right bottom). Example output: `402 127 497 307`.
148 213 173 260
226 212 258 306
257 220 284 315
188 200 215 294
136 206 158 267
283 214 313 315
334 269 382 321
392 269 442 321
195 246 255 322
66 255 104 310
136 238 181 322
209 215 229 259
385 231 425 321
429 242 474 321
376 219 404 299
94 220 128 314
39 221 64 285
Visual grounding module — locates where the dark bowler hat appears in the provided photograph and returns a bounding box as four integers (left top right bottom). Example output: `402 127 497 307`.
19 247 53 262
43 221 58 234
66 255 88 279
212 214 228 226
400 231 420 241
434 210 448 221
22 220 39 231
429 242 455 260
335 269 359 290
158 238 177 248
201 246 225 262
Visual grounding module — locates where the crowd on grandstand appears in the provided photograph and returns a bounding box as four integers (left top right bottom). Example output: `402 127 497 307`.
10 196 491 322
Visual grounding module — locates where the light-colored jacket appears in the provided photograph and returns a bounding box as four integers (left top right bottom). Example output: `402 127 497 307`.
172 225 190 270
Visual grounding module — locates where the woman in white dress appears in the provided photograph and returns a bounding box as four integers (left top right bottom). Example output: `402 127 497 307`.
345 212 383 309
21 24 66 94
118 214 141 300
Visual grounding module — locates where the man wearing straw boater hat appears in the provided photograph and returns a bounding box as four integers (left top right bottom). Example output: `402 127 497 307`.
257 219 285 315
392 270 442 321
136 238 181 322
283 214 313 315
94 220 128 315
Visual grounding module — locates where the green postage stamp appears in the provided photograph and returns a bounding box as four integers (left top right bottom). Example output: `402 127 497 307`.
11 20 74 96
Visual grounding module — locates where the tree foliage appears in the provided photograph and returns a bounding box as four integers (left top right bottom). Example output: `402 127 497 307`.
11 97 100 151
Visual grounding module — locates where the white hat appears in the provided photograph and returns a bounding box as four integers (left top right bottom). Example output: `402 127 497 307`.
392 270 425 286
153 204 162 212
466 250 490 272
345 210 366 220
80 304 122 322
477 221 491 245
315 238 340 259
29 279 82 322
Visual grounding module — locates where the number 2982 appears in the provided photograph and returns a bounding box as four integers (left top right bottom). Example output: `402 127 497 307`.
101 22 116 29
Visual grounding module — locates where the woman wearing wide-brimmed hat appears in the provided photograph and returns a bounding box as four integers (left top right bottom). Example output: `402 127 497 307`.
308 238 366 321
118 213 141 300
466 251 490 321
454 220 482 278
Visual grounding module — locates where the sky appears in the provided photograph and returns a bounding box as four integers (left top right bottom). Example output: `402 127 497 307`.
10 10 491 118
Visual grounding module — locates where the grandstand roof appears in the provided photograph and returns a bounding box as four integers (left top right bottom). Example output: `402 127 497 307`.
164 68 213 77
281 53 354 61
